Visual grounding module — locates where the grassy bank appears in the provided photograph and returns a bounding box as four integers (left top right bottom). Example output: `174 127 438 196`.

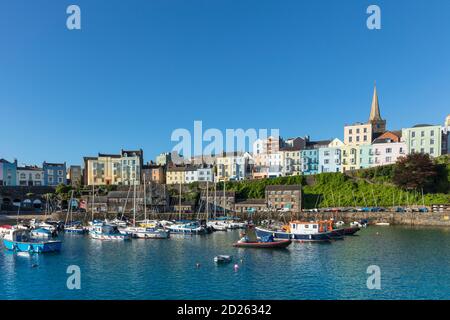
219 155 450 209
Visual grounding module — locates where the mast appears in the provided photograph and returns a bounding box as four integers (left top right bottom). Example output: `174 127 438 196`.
223 181 226 215
206 180 209 221
133 182 136 227
214 181 217 219
179 182 182 221
91 180 95 221
143 174 147 222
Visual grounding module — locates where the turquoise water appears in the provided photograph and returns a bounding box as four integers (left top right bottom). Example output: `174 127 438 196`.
1 226 450 300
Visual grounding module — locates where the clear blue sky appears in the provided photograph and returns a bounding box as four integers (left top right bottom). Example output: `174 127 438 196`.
1 0 449 166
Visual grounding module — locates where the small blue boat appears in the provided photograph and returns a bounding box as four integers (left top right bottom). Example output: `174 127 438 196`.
3 228 62 253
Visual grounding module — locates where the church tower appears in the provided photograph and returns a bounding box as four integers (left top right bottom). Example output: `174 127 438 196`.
368 84 386 134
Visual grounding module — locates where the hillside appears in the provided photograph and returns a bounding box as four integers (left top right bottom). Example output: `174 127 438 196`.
220 155 450 209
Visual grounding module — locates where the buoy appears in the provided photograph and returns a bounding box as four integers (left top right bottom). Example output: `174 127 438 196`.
234 264 239 271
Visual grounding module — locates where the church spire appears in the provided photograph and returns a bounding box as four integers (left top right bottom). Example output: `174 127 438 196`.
369 83 382 122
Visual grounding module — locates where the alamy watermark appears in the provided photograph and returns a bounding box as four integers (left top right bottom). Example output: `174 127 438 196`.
66 265 81 290
171 121 280 159
366 265 381 290
367 5 381 30
66 5 81 30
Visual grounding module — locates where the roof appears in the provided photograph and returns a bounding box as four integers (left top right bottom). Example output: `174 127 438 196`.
235 199 266 205
17 166 43 171
412 124 435 128
0 159 15 164
265 185 302 191
305 140 331 149
43 162 66 167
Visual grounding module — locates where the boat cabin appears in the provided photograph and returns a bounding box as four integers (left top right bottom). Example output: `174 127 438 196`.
288 221 331 235
4 229 31 242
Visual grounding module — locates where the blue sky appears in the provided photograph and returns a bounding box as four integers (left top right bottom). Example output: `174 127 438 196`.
1 0 449 165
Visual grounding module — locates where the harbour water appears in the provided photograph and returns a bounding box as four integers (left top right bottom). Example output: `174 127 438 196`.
1 226 450 300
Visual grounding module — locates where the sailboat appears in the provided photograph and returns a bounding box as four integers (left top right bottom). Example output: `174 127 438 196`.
125 176 170 239
167 181 209 234
64 190 87 234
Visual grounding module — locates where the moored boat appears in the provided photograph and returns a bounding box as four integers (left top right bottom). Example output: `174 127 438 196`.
3 228 62 253
30 228 54 239
90 223 131 240
256 220 332 242
214 255 232 263
233 239 292 248
168 220 209 234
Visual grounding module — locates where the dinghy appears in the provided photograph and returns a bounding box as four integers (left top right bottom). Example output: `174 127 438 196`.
214 255 232 264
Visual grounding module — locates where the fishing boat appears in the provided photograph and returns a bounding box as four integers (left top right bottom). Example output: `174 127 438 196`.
90 223 131 240
3 228 62 253
256 220 332 242
214 255 232 264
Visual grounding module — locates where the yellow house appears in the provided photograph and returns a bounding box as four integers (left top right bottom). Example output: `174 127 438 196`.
84 149 143 186
166 166 186 185
340 144 360 172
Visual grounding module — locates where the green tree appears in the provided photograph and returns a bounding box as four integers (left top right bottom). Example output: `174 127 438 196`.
393 153 439 192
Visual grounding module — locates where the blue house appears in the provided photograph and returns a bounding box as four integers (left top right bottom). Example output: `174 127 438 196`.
301 140 331 175
43 162 67 186
0 159 17 186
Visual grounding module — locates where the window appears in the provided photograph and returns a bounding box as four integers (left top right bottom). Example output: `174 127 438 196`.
386 157 392 162
430 139 435 145
363 135 367 141
356 128 360 134
431 130 435 137
412 132 415 138
386 148 392 154
364 128 367 133
430 148 434 154
349 137 353 142
356 136 360 142
324 159 329 164
421 131 425 137
349 129 353 134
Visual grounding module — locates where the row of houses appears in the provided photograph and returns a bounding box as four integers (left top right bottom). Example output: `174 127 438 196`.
1 86 449 187
0 161 68 187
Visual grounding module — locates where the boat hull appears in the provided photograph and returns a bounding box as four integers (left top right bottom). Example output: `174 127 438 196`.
132 230 170 239
3 239 62 253
233 239 292 248
255 227 331 242
65 228 86 235
90 233 131 240
343 226 360 235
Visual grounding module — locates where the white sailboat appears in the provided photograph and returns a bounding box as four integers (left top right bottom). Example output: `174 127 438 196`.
125 176 169 239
